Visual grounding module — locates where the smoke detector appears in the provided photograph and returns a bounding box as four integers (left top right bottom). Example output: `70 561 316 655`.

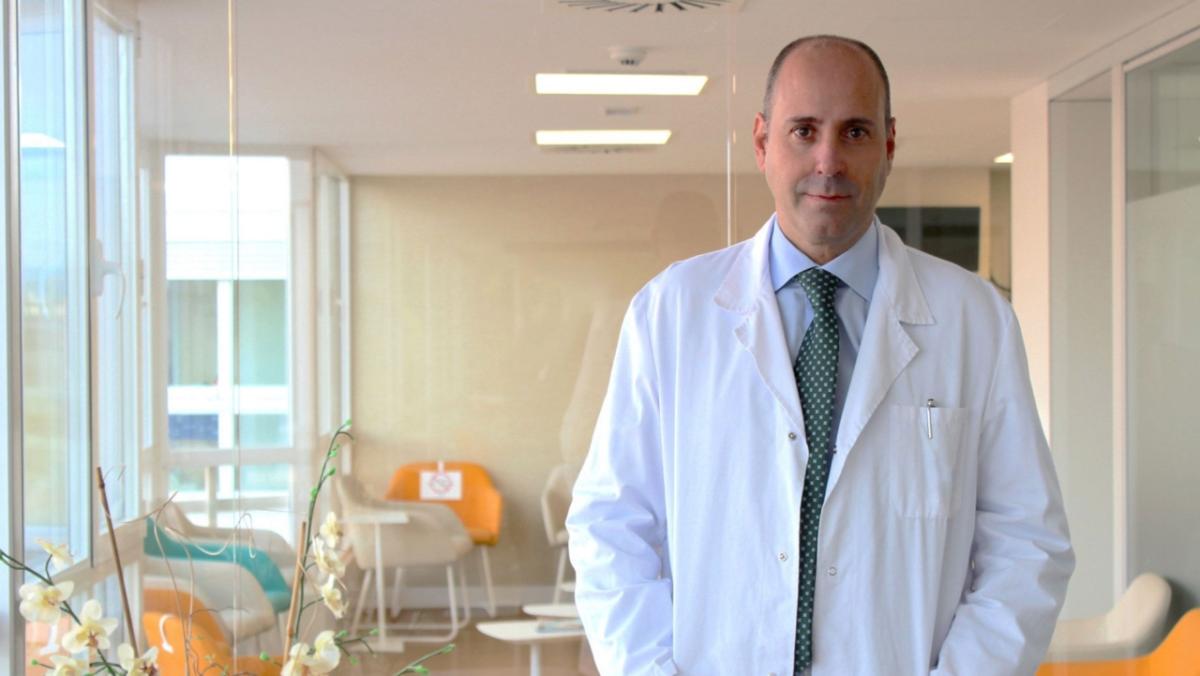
610 46 648 67
550 0 745 13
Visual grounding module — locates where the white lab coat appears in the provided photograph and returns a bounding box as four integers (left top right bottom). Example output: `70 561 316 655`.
567 219 1074 676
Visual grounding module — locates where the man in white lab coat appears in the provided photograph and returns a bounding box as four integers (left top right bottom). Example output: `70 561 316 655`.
566 35 1074 675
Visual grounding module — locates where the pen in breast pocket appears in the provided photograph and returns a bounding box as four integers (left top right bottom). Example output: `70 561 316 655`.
925 399 936 439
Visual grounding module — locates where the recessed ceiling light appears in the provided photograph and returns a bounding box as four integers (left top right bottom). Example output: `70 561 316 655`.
535 73 707 96
994 152 1013 164
536 129 672 146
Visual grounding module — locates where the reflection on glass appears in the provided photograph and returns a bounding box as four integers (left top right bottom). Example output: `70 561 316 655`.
168 280 218 385
1126 37 1200 619
165 156 292 451
19 0 89 566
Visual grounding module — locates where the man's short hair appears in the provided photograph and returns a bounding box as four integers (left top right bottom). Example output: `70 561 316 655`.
762 35 892 124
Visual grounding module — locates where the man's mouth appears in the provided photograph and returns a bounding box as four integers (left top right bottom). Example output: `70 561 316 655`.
805 194 850 201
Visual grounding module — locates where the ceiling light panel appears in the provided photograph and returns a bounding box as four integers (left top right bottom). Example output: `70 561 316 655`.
536 129 672 146
536 73 707 96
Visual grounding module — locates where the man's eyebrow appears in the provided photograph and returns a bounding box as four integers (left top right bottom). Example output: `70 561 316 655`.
843 117 878 128
782 116 879 128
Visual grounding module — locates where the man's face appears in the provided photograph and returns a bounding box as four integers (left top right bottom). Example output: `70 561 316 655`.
753 42 895 263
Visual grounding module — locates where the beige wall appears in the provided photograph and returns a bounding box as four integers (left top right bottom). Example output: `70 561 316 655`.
350 168 998 595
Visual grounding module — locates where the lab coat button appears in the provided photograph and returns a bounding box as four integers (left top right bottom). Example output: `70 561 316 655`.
827 566 837 576
787 432 797 440
778 552 787 562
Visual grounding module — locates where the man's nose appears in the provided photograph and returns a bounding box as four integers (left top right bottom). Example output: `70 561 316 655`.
813 136 847 176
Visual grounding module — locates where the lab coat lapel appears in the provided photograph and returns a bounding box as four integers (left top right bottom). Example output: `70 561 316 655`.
827 225 934 493
715 220 804 433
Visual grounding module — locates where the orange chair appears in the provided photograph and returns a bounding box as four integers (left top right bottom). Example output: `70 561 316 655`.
143 610 281 676
143 588 227 645
1037 608 1200 676
385 461 503 616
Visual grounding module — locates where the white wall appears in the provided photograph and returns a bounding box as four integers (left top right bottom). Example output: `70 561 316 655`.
1010 83 1052 434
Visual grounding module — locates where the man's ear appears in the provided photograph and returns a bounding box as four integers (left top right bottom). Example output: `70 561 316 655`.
886 117 896 164
753 112 769 172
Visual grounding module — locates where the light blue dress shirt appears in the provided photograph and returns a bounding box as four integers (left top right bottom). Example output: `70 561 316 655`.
769 214 879 444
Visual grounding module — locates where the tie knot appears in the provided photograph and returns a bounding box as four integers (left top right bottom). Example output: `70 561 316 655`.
796 267 839 307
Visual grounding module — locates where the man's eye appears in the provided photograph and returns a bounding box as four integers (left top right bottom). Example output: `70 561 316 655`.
792 127 814 139
847 127 869 139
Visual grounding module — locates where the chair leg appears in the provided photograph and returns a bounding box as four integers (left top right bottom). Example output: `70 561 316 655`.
390 567 405 617
374 532 388 645
480 546 497 617
553 547 568 604
446 565 460 639
351 568 373 637
457 559 472 625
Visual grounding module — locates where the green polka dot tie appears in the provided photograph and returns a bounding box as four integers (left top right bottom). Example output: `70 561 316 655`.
792 267 840 672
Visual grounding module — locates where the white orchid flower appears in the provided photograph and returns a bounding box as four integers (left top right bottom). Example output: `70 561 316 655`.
118 643 160 675
318 511 342 548
17 580 74 624
48 654 88 676
309 630 341 673
311 537 345 578
319 575 346 619
36 539 74 573
280 659 299 676
61 599 118 653
281 642 312 676
280 631 340 676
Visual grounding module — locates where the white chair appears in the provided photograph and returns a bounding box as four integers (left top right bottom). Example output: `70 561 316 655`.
142 557 281 652
154 501 298 586
335 475 474 651
540 463 577 603
1045 572 1172 661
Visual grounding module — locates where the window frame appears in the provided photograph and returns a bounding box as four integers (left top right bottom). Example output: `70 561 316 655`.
151 147 318 542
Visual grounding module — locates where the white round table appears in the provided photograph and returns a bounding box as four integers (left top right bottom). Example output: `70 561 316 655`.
476 618 585 676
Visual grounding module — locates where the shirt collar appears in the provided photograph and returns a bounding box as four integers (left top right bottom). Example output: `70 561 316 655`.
768 212 880 303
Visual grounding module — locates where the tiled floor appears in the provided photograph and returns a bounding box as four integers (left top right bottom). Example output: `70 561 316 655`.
337 608 595 676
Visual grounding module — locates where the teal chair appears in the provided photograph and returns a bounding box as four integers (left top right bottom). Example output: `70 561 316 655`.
143 517 292 614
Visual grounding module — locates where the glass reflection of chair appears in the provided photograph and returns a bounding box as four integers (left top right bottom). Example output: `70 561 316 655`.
152 501 298 587
142 512 291 651
335 475 474 650
541 463 578 604
385 461 503 617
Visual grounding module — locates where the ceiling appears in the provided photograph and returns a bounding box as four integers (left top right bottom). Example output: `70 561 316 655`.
135 0 1193 175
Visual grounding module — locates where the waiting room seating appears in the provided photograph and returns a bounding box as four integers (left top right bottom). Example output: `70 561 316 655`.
1044 572 1172 662
144 610 281 676
540 463 577 603
143 518 285 648
143 588 227 645
154 501 298 586
1037 608 1200 675
337 474 475 649
385 461 503 616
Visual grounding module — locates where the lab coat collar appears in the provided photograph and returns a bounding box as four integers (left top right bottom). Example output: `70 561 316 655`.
714 214 936 477
714 215 933 326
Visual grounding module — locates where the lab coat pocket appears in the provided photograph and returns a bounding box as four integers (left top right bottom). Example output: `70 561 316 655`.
887 404 966 518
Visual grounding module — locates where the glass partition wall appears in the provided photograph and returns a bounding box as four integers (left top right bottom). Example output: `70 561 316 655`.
1125 35 1200 621
2 1 1021 671
1045 25 1200 631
